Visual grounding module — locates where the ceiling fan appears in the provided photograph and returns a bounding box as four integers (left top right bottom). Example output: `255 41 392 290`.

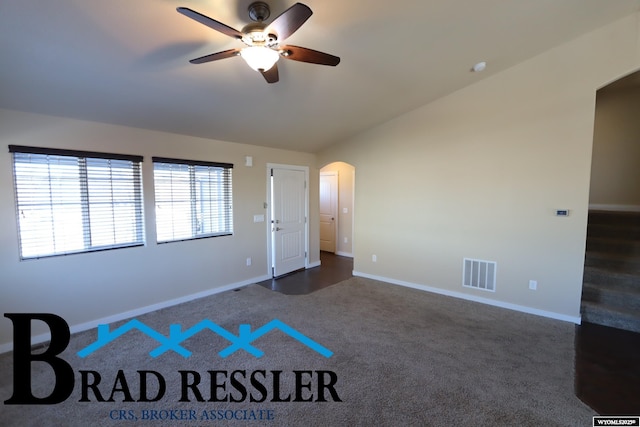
177 2 340 83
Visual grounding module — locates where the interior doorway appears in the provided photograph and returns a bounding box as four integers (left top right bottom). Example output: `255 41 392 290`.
320 162 355 258
320 171 338 252
588 69 640 212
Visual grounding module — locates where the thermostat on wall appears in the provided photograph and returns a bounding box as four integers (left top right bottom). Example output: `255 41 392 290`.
555 209 570 217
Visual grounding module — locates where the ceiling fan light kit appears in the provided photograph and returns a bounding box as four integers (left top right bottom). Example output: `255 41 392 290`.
240 46 280 71
177 2 340 83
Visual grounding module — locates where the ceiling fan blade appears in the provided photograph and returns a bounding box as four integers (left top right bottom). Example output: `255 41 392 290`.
260 64 279 84
265 3 312 41
177 7 243 40
280 45 340 66
189 49 240 64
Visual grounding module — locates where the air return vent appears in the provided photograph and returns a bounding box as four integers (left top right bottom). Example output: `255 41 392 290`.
463 258 496 292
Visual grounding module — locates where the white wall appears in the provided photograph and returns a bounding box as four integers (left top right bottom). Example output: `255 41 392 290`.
589 79 640 209
0 109 319 348
318 13 640 321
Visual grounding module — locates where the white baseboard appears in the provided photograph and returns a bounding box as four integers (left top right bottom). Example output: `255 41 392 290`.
2 270 583 354
352 271 582 325
0 274 272 354
336 251 353 258
307 260 321 268
589 204 640 212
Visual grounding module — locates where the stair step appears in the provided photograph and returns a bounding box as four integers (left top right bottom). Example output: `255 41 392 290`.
581 301 640 333
586 237 640 256
584 251 640 273
587 223 640 240
588 210 640 227
582 210 640 334
583 266 640 290
582 282 640 311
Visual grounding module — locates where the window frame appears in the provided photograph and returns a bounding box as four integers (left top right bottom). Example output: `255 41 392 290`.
152 156 233 244
9 145 145 260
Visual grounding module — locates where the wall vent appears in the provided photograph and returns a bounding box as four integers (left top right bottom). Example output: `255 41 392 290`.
463 258 496 292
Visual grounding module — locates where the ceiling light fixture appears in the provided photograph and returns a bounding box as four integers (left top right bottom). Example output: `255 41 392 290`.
240 46 280 72
472 61 487 72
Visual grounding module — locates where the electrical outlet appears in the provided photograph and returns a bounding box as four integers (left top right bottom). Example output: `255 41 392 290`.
529 280 537 290
246 257 252 266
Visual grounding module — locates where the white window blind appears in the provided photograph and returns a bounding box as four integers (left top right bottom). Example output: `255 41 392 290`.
153 157 233 243
9 145 145 260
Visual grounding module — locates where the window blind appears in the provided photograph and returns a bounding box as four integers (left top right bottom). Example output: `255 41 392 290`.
9 145 144 259
152 157 233 243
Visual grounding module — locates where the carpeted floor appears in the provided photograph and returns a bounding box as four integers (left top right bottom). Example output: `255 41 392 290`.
0 277 595 426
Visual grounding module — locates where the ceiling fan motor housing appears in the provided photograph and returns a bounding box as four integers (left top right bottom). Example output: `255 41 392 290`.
241 22 278 46
248 2 270 22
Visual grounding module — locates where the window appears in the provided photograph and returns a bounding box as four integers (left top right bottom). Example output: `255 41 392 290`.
9 145 145 260
153 157 233 243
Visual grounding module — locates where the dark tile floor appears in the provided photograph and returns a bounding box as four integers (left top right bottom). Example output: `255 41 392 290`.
575 322 640 415
257 251 354 295
260 252 640 415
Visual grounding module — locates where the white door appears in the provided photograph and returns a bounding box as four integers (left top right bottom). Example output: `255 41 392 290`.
320 172 338 253
271 167 307 277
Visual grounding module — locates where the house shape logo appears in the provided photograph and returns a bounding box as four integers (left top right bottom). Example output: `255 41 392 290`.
77 319 333 359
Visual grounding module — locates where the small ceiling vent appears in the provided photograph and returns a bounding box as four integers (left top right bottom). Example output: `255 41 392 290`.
463 258 496 292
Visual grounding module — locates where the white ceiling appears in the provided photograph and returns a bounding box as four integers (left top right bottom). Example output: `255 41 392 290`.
1 0 639 153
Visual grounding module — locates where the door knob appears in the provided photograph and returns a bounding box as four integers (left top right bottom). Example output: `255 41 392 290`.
275 227 282 231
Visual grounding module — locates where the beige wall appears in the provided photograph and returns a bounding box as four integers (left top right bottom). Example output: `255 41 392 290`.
0 109 319 348
318 13 640 321
589 80 640 209
320 162 355 257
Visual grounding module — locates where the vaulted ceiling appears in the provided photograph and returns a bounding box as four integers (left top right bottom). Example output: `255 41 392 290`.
1 0 639 152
